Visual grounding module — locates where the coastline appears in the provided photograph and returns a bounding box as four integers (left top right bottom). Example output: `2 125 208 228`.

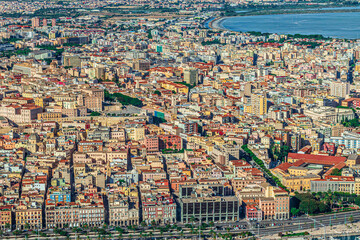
208 17 229 31
208 7 360 33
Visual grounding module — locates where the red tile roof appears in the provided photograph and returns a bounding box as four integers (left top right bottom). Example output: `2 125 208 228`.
288 153 346 165
274 162 293 172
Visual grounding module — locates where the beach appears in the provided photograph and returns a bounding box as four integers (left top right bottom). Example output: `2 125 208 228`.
208 17 228 31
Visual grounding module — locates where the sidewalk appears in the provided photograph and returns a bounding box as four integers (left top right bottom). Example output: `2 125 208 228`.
262 221 360 239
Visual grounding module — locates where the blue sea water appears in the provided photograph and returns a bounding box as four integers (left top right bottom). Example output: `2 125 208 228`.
220 11 360 39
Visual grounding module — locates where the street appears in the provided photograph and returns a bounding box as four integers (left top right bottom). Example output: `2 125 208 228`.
3 210 360 239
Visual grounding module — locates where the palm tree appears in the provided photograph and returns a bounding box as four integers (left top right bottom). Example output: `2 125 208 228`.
5 222 11 230
24 223 30 230
83 224 89 230
190 215 197 226
339 200 343 209
210 229 216 239
151 220 156 227
115 226 124 235
330 199 334 210
140 221 147 228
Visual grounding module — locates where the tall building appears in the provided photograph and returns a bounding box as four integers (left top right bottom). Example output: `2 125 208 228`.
251 93 267 116
244 82 254 97
95 66 105 80
133 60 150 71
42 18 47 27
183 68 199 85
31 17 40 28
290 133 301 152
63 55 82 67
108 193 139 226
179 183 239 223
330 81 350 98
51 18 56 27
0 206 13 230
15 206 42 230
211 144 240 165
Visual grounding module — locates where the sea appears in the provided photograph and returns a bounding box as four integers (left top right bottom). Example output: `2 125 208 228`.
217 7 360 39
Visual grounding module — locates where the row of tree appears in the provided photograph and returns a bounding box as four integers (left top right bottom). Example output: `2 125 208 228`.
104 90 143 107
241 144 288 191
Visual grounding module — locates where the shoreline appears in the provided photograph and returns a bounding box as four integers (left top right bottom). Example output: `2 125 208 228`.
208 7 360 31
208 9 360 39
208 17 230 31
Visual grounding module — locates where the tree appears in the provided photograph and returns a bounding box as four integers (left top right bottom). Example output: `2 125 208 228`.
151 220 157 227
154 90 161 96
299 199 319 214
210 229 216 239
355 196 360 206
5 222 11 230
115 226 124 234
331 168 342 176
13 230 22 236
190 215 197 224
90 111 101 116
318 202 330 213
147 30 152 39
291 207 300 217
341 117 360 127
104 90 143 107
24 222 30 229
